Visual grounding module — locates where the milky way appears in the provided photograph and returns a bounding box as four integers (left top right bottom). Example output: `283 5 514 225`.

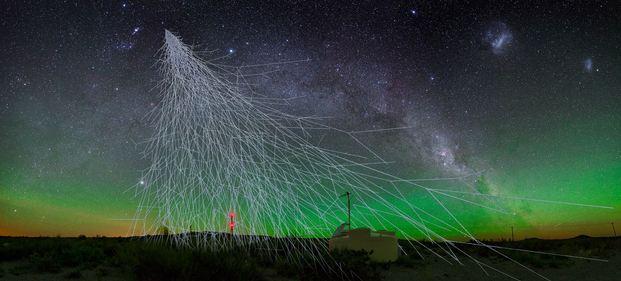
1 1 620 238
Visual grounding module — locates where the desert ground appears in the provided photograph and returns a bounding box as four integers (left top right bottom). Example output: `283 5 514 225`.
0 235 618 280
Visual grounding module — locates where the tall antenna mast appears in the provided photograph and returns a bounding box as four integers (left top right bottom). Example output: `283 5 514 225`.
347 192 351 227
341 192 351 229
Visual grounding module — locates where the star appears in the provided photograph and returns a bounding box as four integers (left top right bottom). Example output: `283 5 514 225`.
132 27 141 35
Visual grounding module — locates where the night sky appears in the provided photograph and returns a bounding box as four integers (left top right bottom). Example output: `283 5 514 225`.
1 1 620 238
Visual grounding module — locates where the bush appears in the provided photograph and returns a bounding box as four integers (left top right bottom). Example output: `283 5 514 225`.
57 242 106 268
29 252 61 273
8 263 31 275
273 257 298 277
0 240 32 261
394 253 427 268
130 245 264 281
64 269 83 279
274 249 384 281
95 266 109 277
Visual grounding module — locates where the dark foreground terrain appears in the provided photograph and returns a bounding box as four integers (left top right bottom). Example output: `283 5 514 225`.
0 235 619 280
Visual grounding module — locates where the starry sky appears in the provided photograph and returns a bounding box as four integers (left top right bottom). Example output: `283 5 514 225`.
1 1 620 238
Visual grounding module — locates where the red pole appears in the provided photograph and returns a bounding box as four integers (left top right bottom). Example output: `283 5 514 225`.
229 212 235 234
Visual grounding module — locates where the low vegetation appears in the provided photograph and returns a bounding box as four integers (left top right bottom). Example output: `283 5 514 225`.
0 235 617 280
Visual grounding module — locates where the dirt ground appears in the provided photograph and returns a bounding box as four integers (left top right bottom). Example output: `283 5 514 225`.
2 254 619 281
383 253 621 281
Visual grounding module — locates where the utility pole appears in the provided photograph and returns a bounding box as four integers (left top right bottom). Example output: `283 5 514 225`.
511 226 515 242
346 191 351 228
341 192 351 229
612 222 617 237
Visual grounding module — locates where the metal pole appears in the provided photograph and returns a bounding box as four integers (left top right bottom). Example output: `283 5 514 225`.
347 192 351 228
612 222 617 237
